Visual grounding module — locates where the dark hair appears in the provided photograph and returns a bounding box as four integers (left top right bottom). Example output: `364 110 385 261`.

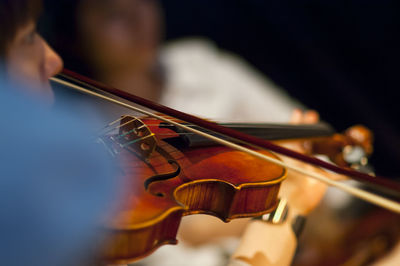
0 0 42 57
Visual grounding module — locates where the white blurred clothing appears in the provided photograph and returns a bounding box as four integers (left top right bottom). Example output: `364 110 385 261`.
160 38 301 122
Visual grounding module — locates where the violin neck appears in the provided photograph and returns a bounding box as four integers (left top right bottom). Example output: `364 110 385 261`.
171 122 335 147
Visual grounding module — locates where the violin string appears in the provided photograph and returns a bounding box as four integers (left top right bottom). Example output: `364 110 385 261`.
110 135 186 163
51 77 400 214
115 128 136 140
101 117 138 135
108 133 154 155
116 124 149 140
101 115 188 140
105 125 186 160
101 116 160 141
99 116 194 141
103 117 124 128
116 127 147 140
98 117 125 135
101 118 184 152
120 133 156 148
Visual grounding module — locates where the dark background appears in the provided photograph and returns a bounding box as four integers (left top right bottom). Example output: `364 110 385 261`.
159 0 400 177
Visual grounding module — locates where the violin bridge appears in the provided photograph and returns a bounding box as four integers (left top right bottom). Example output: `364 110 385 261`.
115 115 158 159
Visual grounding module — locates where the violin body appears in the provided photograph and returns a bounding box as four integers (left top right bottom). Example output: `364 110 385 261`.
99 116 286 264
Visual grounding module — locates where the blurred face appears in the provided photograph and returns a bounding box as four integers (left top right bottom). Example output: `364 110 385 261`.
5 20 63 103
79 0 162 73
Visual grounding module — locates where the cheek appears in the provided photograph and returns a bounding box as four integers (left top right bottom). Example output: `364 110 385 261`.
6 43 54 103
138 2 162 46
7 58 41 85
7 42 44 84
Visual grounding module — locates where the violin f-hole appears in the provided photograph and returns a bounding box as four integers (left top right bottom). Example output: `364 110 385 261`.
144 159 181 192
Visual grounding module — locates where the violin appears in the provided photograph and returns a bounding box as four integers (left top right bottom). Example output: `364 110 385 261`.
51 69 400 264
101 115 287 263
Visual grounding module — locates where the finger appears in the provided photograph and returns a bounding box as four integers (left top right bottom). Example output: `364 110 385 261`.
290 109 303 124
303 110 319 124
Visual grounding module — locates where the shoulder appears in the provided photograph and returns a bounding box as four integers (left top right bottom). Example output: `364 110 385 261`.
161 38 301 122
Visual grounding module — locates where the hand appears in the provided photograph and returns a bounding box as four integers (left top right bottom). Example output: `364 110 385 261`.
277 109 344 216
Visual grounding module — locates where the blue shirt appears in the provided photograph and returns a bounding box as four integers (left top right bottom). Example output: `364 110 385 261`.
0 85 120 266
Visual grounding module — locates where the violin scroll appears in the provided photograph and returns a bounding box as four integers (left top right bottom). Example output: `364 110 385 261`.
303 125 373 168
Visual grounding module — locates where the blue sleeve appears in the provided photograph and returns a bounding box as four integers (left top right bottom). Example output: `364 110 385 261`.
0 87 121 266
